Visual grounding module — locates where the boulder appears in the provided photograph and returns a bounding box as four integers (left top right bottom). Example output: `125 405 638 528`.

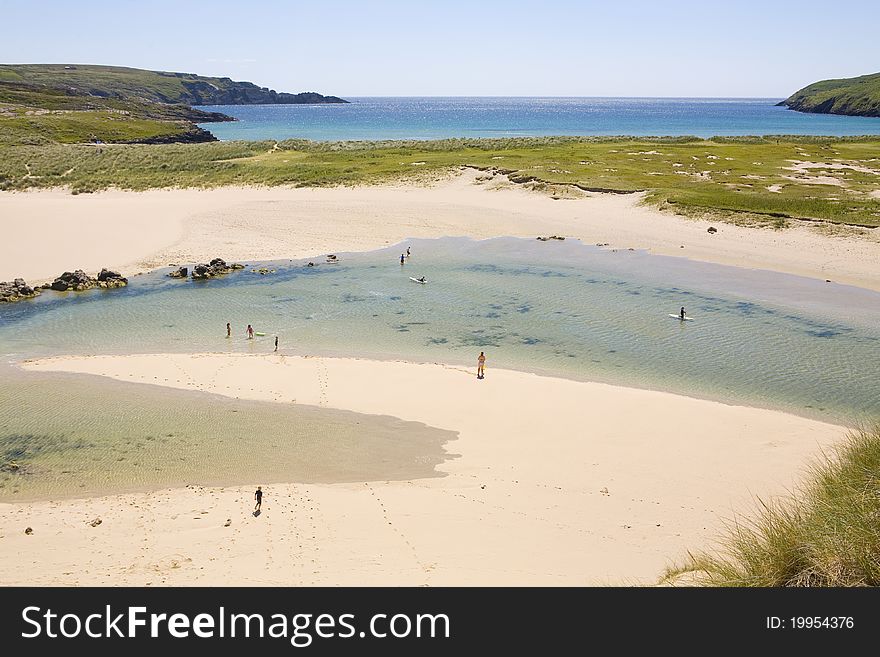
1 278 41 302
191 258 245 279
168 267 188 279
50 269 93 291
97 268 124 281
95 268 128 289
707 226 718 234
49 268 127 292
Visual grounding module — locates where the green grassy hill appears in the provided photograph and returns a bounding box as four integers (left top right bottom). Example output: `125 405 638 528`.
781 72 880 117
0 64 347 106
0 64 346 145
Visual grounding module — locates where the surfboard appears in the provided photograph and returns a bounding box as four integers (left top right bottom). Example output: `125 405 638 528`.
409 277 427 284
255 331 266 336
668 314 694 321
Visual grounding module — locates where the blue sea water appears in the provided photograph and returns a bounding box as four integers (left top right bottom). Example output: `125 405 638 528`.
196 97 880 141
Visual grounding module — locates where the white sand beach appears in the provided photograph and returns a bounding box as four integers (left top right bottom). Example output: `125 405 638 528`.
2 169 878 290
0 354 844 586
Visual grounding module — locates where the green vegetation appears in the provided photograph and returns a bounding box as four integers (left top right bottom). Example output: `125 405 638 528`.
0 63 345 145
782 72 880 117
0 64 346 106
0 110 197 146
662 427 880 586
1 136 878 227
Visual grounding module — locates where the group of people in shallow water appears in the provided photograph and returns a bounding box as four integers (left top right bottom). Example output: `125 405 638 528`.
227 322 279 351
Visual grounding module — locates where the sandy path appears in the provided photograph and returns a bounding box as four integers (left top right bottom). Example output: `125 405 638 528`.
0 353 844 586
1 170 878 290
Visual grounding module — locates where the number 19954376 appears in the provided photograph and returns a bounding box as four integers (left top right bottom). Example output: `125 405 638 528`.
766 616 854 629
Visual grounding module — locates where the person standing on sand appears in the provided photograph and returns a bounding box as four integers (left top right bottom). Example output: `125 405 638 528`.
247 324 254 339
254 486 263 512
274 336 279 352
477 351 486 379
226 322 231 338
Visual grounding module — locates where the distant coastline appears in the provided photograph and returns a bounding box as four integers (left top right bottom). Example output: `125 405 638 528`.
779 71 880 118
0 63 347 145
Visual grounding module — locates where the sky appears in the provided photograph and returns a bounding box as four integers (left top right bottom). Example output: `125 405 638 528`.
2 0 878 98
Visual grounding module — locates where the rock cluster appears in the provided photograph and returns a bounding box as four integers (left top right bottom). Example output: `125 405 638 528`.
0 278 40 303
168 267 188 278
96 268 128 288
191 258 245 279
536 235 565 242
47 268 127 291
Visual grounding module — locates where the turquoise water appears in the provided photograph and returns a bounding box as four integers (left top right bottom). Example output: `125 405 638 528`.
2 237 879 425
196 97 880 141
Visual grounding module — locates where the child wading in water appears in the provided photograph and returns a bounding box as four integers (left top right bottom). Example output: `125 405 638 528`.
477 351 486 379
246 324 254 339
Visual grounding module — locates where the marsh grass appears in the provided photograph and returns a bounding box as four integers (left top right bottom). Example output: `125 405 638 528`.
1 135 879 226
662 427 880 587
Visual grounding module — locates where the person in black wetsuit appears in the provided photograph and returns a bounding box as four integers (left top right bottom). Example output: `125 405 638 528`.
274 336 279 352
254 486 263 513
680 307 686 320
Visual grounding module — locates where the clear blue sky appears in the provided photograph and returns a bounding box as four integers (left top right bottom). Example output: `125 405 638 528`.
2 0 877 97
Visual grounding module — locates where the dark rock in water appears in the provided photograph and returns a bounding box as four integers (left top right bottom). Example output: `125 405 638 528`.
97 268 123 281
168 267 188 279
191 258 245 279
191 264 211 279
95 268 128 289
50 269 93 291
49 268 127 292
0 278 41 303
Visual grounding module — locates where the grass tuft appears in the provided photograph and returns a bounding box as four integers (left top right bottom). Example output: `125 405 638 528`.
662 427 880 586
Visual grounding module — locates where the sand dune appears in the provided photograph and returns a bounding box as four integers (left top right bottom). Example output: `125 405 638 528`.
0 353 844 586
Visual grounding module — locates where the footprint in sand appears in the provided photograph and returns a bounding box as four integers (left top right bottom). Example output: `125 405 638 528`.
365 483 429 577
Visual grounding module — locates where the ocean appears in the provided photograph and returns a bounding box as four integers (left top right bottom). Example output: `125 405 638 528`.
196 97 880 142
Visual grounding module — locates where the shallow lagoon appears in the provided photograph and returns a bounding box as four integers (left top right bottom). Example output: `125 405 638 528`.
3 237 879 425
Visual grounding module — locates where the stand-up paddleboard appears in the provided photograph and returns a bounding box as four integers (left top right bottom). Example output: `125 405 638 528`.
668 314 694 321
409 277 427 284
